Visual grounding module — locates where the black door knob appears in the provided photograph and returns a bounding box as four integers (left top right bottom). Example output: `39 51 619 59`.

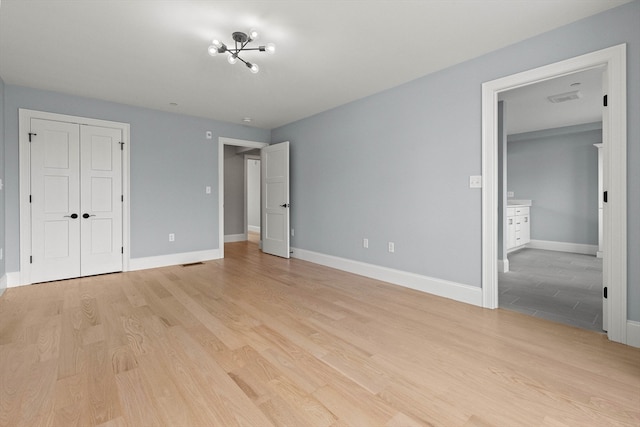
82 213 95 219
64 213 78 219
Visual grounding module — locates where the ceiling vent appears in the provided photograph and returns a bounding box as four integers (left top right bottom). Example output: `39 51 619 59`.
547 90 582 103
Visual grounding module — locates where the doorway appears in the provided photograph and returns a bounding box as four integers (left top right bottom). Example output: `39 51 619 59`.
497 69 603 332
19 109 131 285
218 137 268 258
481 44 628 344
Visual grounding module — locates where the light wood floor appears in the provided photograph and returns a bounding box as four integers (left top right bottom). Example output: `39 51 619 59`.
1 240 639 426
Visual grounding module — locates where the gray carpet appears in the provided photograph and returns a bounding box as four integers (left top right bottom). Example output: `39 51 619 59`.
499 248 603 332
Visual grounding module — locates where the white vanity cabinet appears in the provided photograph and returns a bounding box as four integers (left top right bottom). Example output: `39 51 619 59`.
507 204 531 251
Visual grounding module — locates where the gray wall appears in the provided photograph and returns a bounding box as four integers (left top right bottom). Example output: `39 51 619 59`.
3 85 270 270
271 1 640 320
224 146 245 236
507 124 600 245
0 76 5 290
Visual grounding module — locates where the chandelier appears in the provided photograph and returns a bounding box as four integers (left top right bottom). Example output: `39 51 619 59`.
207 30 275 73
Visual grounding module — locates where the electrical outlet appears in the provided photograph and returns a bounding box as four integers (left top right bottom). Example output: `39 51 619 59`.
388 242 395 253
205 186 211 194
169 233 175 242
363 238 369 249
469 175 482 188
0 248 3 261
291 228 295 237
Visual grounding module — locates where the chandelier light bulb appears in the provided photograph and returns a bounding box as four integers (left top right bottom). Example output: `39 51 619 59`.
207 45 219 56
248 29 258 40
265 43 276 54
248 63 259 74
212 39 222 48
227 53 238 65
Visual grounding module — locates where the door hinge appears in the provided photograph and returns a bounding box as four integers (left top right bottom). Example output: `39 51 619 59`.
29 195 32 203
121 195 124 202
604 286 608 299
121 247 124 254
603 191 608 203
603 94 608 107
28 132 37 142
30 255 33 264
119 142 124 151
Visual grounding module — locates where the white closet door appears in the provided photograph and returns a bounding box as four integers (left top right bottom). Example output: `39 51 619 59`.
80 125 123 276
261 141 290 258
30 118 81 283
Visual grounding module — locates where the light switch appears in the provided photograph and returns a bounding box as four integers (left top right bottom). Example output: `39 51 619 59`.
205 131 212 139
469 175 482 188
205 186 212 194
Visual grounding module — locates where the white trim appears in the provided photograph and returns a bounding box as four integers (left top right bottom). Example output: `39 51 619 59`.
482 44 627 344
218 137 269 259
7 271 28 288
248 225 261 233
18 109 131 285
0 274 6 294
128 249 221 271
292 247 482 307
498 258 509 273
527 240 598 256
224 233 247 243
626 321 640 348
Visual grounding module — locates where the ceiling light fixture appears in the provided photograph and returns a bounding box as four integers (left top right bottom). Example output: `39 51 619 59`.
208 30 275 73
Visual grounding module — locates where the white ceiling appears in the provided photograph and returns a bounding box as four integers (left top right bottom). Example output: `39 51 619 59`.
500 67 604 135
0 0 630 129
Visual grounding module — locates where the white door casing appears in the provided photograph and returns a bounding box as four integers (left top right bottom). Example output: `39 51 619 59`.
261 141 290 258
19 109 131 285
481 44 627 344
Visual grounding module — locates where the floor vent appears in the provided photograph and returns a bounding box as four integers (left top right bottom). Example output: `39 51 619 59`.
182 262 204 267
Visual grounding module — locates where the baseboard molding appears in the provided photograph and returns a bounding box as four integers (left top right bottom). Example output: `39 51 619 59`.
291 247 482 307
6 272 22 288
129 249 221 271
224 234 247 243
498 258 509 273
0 274 6 295
248 225 260 233
627 321 640 348
528 239 598 256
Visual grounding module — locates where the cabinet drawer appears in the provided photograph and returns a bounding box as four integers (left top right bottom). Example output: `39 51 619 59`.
515 207 529 216
507 208 516 217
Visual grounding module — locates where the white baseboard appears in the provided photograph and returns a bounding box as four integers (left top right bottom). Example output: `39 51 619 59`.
498 258 509 273
291 247 482 307
7 272 22 288
248 225 260 233
224 234 247 243
528 239 598 256
129 249 221 271
0 274 6 295
627 321 640 348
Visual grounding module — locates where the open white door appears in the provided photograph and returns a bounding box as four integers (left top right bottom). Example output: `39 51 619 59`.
601 70 609 333
261 141 290 258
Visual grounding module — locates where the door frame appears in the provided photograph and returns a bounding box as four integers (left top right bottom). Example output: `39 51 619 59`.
481 44 627 344
244 154 261 237
218 137 268 258
18 109 131 285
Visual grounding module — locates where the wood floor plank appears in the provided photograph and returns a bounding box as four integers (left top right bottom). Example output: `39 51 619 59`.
1 239 639 426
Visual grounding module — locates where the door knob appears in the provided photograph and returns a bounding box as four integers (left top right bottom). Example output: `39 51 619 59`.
64 213 78 219
82 213 96 219
279 203 290 208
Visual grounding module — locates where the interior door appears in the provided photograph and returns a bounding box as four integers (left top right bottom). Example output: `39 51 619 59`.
261 141 290 258
80 125 123 276
30 118 82 283
30 119 123 283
